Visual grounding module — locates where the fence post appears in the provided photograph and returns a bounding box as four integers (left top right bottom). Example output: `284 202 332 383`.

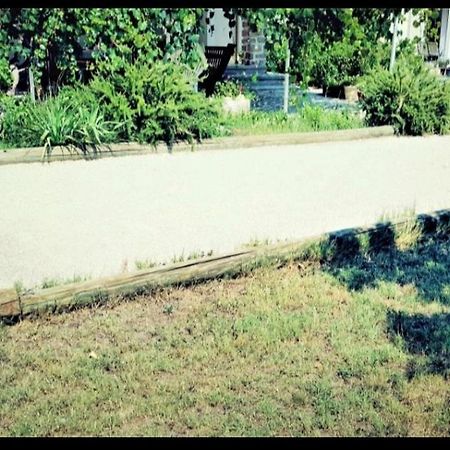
283 38 290 113
29 67 36 102
389 10 402 72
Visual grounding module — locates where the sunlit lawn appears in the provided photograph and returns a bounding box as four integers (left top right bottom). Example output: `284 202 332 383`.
0 232 449 436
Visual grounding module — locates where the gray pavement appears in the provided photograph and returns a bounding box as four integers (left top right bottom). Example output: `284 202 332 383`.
0 135 449 289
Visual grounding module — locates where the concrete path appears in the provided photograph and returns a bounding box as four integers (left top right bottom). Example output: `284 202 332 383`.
0 135 449 289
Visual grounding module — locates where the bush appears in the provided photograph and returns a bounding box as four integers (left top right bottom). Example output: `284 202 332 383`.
0 95 36 147
86 58 226 147
29 95 118 156
358 55 450 135
0 60 227 151
0 93 117 154
304 33 420 95
310 38 398 94
0 58 12 92
312 39 361 92
213 79 243 98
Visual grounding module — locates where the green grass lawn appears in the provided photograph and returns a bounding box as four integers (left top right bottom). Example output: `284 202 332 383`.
0 233 449 436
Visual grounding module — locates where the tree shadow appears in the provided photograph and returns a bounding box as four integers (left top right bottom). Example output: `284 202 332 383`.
324 220 450 306
321 213 450 378
387 309 450 379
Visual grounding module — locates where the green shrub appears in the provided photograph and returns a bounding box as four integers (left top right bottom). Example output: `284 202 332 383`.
311 38 397 94
58 85 100 111
1 59 226 151
30 95 118 157
0 92 118 154
312 39 361 92
87 58 226 147
307 35 421 94
358 55 450 135
0 58 12 92
0 95 37 147
213 79 243 98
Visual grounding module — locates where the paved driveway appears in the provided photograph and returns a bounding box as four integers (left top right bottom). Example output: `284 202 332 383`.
0 135 449 289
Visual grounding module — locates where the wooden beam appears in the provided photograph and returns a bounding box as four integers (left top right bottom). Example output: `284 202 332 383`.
1 209 448 321
0 126 395 167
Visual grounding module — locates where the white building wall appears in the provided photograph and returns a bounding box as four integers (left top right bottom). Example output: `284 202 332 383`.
439 8 450 62
394 10 425 42
204 9 235 47
200 8 237 64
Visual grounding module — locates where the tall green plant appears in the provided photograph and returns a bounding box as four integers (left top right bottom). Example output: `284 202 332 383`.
28 97 118 158
0 92 118 155
86 59 225 147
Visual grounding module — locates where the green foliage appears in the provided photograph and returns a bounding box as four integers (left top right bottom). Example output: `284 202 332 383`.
358 56 450 135
0 58 11 92
0 9 205 94
298 104 362 130
0 92 117 154
31 95 118 157
312 39 361 90
214 80 243 98
239 8 411 88
86 59 225 147
0 95 36 147
225 105 363 135
414 8 441 43
213 79 255 101
0 59 226 151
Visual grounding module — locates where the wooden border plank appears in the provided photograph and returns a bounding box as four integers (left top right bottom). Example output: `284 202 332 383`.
1 208 448 321
0 126 395 166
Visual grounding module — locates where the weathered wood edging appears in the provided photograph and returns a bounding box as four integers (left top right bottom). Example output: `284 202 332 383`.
1 208 448 322
0 126 394 166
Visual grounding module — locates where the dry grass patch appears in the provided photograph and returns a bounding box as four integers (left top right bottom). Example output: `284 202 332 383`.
0 235 449 436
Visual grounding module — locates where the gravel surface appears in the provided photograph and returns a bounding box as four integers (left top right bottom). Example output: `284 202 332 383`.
0 135 449 289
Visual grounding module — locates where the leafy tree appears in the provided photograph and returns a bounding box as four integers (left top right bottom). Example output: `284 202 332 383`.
237 8 412 87
413 8 441 43
0 8 206 96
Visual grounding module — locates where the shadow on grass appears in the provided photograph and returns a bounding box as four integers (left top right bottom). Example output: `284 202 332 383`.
322 214 450 378
324 223 450 306
387 310 450 379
